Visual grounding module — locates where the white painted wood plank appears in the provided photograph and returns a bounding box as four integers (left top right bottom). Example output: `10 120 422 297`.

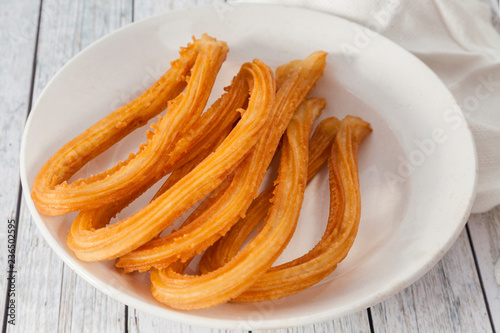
254 311 371 333
371 229 493 332
0 0 41 328
468 206 500 332
58 264 125 333
7 0 132 332
8 199 66 333
128 308 248 333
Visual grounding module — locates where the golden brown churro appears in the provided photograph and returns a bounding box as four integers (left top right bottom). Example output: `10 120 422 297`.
32 34 229 216
31 34 373 309
67 59 275 261
115 51 327 273
150 97 322 310
233 116 372 302
199 116 341 274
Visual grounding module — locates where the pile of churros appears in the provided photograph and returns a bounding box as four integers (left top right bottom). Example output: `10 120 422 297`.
31 34 372 310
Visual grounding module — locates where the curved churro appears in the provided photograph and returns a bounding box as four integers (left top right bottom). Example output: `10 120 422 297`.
115 52 327 273
150 97 321 310
32 34 229 215
32 33 374 308
232 116 372 302
199 116 341 274
67 59 276 261
66 59 249 247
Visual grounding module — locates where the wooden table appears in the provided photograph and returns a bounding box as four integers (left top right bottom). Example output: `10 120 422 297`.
2 0 499 331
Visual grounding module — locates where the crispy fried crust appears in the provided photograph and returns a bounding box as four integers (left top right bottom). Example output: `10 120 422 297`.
32 35 229 215
32 34 374 308
115 52 327 273
232 116 372 302
67 59 276 261
198 116 341 274
150 97 322 310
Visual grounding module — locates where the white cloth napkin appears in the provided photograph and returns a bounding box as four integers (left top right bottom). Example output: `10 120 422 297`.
236 0 500 214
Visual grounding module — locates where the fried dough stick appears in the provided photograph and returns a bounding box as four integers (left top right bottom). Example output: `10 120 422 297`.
232 116 372 302
32 34 229 215
67 65 249 236
150 97 321 310
67 59 275 261
198 116 341 274
116 52 328 273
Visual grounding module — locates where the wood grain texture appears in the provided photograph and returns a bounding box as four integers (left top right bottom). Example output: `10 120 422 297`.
468 206 500 332
56 264 125 333
128 308 248 333
8 200 65 333
5 0 132 332
0 0 41 327
254 311 371 333
371 229 493 333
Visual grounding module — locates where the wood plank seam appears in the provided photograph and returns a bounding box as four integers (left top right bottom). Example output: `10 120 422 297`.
124 1 134 330
466 224 496 331
1 187 23 333
1 0 44 331
367 308 375 333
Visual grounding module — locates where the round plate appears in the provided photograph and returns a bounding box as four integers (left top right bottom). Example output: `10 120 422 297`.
20 3 477 330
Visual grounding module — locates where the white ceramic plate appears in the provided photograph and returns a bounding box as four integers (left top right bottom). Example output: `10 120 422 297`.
20 3 477 330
